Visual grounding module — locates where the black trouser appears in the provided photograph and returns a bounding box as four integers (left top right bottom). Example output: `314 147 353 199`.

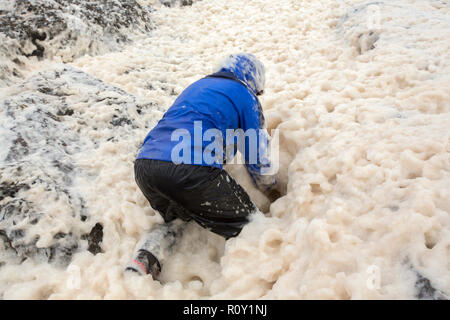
134 159 257 239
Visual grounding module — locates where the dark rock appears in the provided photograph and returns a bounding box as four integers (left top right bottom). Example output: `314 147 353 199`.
160 0 197 7
0 65 163 267
28 30 47 58
57 108 74 116
52 160 74 175
402 259 448 299
111 116 132 127
415 271 447 300
54 232 68 240
0 229 16 253
0 0 152 59
0 181 29 202
82 223 104 255
0 0 153 86
0 169 82 267
47 234 79 266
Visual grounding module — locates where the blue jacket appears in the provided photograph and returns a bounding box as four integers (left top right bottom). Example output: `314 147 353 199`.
137 58 276 191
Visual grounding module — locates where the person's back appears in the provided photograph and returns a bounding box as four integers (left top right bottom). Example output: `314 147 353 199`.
138 76 258 168
127 53 279 281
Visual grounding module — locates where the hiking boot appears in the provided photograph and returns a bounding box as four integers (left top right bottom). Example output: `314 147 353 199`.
125 249 162 280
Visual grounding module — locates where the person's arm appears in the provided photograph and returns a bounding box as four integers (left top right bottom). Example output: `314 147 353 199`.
239 97 278 195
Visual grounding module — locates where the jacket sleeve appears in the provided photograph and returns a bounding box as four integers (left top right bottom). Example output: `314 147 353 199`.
239 97 277 192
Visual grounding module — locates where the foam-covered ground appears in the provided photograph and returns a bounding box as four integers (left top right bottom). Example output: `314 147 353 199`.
0 0 449 299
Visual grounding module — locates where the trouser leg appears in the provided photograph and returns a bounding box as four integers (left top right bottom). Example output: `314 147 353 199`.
126 220 185 279
131 159 258 279
136 220 185 262
128 160 188 278
175 169 258 239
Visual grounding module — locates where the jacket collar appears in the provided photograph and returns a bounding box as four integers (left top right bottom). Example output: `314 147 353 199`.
205 72 259 98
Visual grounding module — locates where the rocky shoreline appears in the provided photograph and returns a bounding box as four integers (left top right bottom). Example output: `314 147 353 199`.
0 0 164 268
0 0 155 86
0 65 165 267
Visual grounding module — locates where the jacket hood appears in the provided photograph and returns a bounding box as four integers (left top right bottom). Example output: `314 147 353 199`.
213 53 265 96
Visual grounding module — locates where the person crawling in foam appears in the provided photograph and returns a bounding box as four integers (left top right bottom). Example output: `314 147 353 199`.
126 53 280 280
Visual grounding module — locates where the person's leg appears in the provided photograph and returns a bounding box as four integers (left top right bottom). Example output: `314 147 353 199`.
128 159 188 279
126 220 185 278
130 160 258 279
174 168 258 239
135 159 175 223
141 160 257 239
